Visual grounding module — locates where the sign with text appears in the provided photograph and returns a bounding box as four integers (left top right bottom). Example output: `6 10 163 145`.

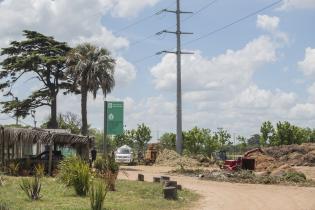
104 101 124 135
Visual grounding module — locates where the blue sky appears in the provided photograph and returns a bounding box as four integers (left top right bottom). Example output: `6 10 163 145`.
0 0 315 139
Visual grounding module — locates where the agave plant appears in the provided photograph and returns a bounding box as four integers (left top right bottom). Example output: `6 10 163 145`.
20 176 42 200
90 182 108 210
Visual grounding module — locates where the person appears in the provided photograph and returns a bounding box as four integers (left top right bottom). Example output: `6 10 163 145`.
91 147 97 163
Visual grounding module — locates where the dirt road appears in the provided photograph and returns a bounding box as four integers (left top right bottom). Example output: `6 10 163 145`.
118 166 315 210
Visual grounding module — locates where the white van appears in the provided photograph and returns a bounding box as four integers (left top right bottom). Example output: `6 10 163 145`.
115 145 133 164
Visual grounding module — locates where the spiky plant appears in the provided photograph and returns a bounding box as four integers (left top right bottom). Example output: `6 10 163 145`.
20 176 42 200
90 182 108 210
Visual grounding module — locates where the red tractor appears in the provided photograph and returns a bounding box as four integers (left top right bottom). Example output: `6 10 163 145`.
223 148 263 171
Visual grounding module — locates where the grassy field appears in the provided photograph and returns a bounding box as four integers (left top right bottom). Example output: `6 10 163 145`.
0 176 198 210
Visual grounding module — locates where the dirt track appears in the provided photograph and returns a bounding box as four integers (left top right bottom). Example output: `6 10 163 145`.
118 166 315 210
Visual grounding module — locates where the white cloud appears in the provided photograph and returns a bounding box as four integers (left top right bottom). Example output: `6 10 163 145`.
298 47 315 76
0 0 132 51
114 57 137 86
151 35 277 97
279 0 315 10
110 0 160 18
257 15 280 32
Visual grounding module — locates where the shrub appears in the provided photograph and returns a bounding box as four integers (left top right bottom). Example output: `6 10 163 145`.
283 172 307 183
8 162 19 176
58 156 91 196
94 154 119 191
20 176 42 200
35 164 45 178
90 182 108 210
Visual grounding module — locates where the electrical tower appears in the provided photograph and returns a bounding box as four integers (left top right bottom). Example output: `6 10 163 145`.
156 0 193 154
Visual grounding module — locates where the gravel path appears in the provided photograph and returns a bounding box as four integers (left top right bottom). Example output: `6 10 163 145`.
118 165 315 210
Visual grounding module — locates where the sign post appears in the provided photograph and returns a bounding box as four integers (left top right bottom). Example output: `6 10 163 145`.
104 101 124 154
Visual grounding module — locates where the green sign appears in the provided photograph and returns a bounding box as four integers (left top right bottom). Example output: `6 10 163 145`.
105 101 124 135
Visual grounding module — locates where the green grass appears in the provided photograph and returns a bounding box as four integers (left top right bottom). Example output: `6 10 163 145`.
0 176 198 210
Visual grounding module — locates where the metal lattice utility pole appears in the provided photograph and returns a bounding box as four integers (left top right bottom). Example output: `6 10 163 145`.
156 0 193 154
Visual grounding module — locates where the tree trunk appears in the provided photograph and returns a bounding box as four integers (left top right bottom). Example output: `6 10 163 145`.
48 94 58 129
81 88 88 136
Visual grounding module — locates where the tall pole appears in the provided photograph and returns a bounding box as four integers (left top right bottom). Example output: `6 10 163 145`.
176 0 183 154
156 0 193 155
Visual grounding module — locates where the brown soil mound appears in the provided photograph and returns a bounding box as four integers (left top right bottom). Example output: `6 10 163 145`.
247 152 279 172
263 143 315 166
270 164 297 177
155 149 199 168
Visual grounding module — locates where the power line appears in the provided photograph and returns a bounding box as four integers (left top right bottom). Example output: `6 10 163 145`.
183 0 283 46
128 0 219 47
182 0 219 22
113 1 176 35
130 0 282 64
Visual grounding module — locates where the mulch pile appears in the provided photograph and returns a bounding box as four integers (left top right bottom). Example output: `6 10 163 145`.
155 149 199 168
246 143 315 174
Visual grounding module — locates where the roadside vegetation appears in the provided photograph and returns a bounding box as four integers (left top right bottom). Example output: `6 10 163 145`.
0 176 197 210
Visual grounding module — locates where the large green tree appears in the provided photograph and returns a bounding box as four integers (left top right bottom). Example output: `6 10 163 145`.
66 43 115 135
0 30 71 128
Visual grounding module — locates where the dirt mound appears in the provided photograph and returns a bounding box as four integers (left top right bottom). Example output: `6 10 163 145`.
247 152 279 172
263 143 315 166
155 149 199 168
270 164 297 177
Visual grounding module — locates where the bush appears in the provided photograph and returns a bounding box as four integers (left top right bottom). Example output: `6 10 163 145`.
90 182 108 210
94 155 119 191
34 164 45 178
8 162 19 176
20 176 42 200
283 172 307 183
58 156 91 196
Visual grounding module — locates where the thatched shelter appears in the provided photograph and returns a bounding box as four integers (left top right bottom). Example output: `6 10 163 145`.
0 126 94 174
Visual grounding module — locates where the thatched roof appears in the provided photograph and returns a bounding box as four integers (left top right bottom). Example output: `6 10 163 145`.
0 126 94 147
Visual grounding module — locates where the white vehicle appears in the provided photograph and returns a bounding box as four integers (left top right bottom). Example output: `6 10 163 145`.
115 145 133 164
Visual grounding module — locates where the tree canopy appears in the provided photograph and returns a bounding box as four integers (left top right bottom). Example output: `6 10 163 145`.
0 30 71 128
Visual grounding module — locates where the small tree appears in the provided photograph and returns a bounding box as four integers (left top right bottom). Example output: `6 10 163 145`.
129 124 152 162
159 132 176 151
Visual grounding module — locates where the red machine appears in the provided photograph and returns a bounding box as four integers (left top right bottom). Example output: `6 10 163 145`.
223 148 263 171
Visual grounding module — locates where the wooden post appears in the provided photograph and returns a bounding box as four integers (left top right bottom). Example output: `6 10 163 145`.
48 142 53 176
153 177 161 183
163 187 177 200
2 129 5 166
1 128 4 167
138 174 144 181
177 185 182 190
160 176 170 184
164 180 177 188
20 138 23 158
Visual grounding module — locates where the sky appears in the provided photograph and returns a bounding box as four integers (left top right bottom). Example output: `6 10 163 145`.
0 0 315 139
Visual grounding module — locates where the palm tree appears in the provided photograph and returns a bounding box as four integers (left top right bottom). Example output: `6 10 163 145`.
66 43 115 136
